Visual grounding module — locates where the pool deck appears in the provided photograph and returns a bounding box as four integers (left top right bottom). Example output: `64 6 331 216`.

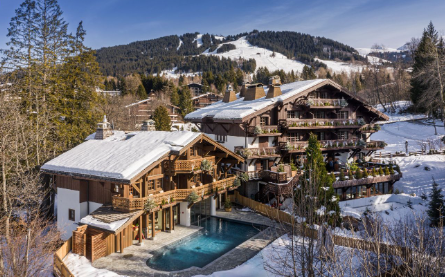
92 208 284 276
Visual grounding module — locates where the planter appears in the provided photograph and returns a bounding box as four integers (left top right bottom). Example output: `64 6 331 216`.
225 207 232 212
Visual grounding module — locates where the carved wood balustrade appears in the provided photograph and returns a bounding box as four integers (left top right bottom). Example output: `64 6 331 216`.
163 156 216 174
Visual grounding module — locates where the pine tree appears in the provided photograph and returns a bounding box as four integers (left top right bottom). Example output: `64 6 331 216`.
428 178 445 227
179 86 194 117
379 167 384 176
363 168 369 178
339 168 345 181
153 105 171 131
170 88 180 106
303 133 340 224
136 84 147 99
355 169 362 179
302 65 316 80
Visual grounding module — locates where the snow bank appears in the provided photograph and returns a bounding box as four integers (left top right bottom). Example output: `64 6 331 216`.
63 253 122 277
79 215 129 232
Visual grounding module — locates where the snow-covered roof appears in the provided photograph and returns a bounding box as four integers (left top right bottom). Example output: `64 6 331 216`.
185 79 326 122
41 131 200 182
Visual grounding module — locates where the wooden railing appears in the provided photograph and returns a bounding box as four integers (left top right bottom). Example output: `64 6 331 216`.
234 146 281 159
261 170 289 183
164 156 216 173
112 176 237 212
53 237 75 277
286 118 362 129
306 98 347 107
333 173 402 189
231 168 262 180
280 139 385 152
364 140 386 149
232 191 412 262
247 125 281 136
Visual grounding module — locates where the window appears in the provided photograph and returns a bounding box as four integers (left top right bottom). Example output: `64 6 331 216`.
147 180 154 191
287 132 300 142
260 117 269 126
338 131 349 140
287 110 300 119
68 209 75 221
339 111 349 119
155 179 162 190
216 134 227 142
315 111 325 119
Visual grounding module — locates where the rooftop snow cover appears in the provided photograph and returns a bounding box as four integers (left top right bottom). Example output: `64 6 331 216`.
41 131 200 182
80 215 129 232
185 79 326 121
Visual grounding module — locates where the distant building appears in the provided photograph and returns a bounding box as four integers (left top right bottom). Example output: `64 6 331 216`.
192 92 222 109
187 83 203 97
125 98 181 125
96 87 121 97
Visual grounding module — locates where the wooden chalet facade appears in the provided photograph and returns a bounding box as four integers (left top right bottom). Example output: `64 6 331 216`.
192 92 223 109
42 118 243 262
185 78 401 202
126 98 181 126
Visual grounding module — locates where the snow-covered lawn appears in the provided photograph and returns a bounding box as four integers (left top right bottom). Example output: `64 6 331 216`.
63 253 123 277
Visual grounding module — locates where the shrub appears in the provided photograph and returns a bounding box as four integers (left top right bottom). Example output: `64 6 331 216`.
363 168 369 178
372 168 377 177
277 164 285 172
355 169 363 179
379 167 384 176
340 169 345 181
254 125 262 135
233 178 241 187
201 159 213 172
389 166 395 175
188 191 199 204
385 167 390 175
144 197 157 212
348 170 353 180
224 197 232 209
239 172 249 182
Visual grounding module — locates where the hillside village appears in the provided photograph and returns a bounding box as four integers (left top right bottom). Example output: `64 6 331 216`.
1 1 445 277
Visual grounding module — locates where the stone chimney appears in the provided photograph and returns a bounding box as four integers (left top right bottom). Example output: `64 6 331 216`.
94 115 113 140
223 84 237 103
266 75 282 99
243 83 266 101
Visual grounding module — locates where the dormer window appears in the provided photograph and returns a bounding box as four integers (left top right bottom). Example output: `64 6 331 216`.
260 117 268 126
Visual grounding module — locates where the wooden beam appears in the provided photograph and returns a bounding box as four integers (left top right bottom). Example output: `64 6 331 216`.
215 152 229 158
170 206 174 231
138 216 143 243
203 145 217 151
131 183 141 194
151 212 156 239
120 231 123 253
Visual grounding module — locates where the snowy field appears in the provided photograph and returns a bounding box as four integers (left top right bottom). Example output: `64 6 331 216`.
314 58 365 74
203 36 306 73
355 47 400 57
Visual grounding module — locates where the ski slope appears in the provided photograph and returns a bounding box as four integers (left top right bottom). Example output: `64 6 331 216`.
202 36 306 73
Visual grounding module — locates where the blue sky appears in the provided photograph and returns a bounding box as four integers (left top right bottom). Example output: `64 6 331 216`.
1 0 444 50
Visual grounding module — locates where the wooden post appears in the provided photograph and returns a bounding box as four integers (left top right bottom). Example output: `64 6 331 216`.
120 231 123 253
145 213 149 238
138 216 143 243
162 209 166 231
115 234 118 253
170 205 174 231
186 148 190 160
151 212 156 239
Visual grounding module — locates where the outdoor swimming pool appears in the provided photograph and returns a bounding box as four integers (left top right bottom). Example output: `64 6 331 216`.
146 217 265 271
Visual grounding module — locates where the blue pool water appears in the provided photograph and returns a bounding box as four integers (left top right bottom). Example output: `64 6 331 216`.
146 217 264 271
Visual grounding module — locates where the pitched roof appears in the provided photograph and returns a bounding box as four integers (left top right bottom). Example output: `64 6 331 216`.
41 131 200 183
184 79 388 122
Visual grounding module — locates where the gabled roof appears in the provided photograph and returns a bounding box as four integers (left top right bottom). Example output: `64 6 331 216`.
184 79 388 123
41 131 243 184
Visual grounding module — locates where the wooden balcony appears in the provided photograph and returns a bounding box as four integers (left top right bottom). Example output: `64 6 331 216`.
112 176 237 212
231 168 262 180
360 124 381 133
306 98 347 108
234 146 281 159
247 125 282 136
363 140 386 150
261 170 289 183
333 173 402 189
286 119 362 129
163 156 216 174
279 139 385 153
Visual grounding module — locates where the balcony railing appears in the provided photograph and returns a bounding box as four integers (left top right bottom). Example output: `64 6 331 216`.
112 176 237 212
333 173 402 189
247 125 281 136
280 139 359 152
261 170 289 183
234 146 281 159
231 168 262 180
306 98 347 108
164 156 216 174
360 124 381 133
286 119 364 129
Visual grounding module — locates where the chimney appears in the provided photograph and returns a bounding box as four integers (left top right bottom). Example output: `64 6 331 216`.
266 75 282 99
239 82 250 98
243 83 266 101
223 84 237 103
94 115 113 140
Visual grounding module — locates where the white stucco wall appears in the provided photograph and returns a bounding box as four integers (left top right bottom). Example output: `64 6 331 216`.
79 201 103 219
57 188 80 240
179 202 191 227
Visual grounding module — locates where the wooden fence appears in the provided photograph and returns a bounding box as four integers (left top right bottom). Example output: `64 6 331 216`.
232 191 412 261
53 237 75 277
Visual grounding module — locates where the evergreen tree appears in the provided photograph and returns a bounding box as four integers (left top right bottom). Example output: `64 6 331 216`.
170 88 180 106
428 178 445 227
302 65 316 80
153 105 171 131
302 133 340 224
179 86 194 117
136 84 147 99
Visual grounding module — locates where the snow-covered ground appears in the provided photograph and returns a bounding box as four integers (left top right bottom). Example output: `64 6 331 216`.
356 47 400 57
203 36 306 73
153 67 201 79
315 58 365 74
63 253 122 277
367 55 390 65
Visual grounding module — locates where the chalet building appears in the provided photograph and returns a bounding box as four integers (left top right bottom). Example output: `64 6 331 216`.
125 98 181 125
41 117 243 261
187 83 203 97
192 92 223 109
185 77 402 202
